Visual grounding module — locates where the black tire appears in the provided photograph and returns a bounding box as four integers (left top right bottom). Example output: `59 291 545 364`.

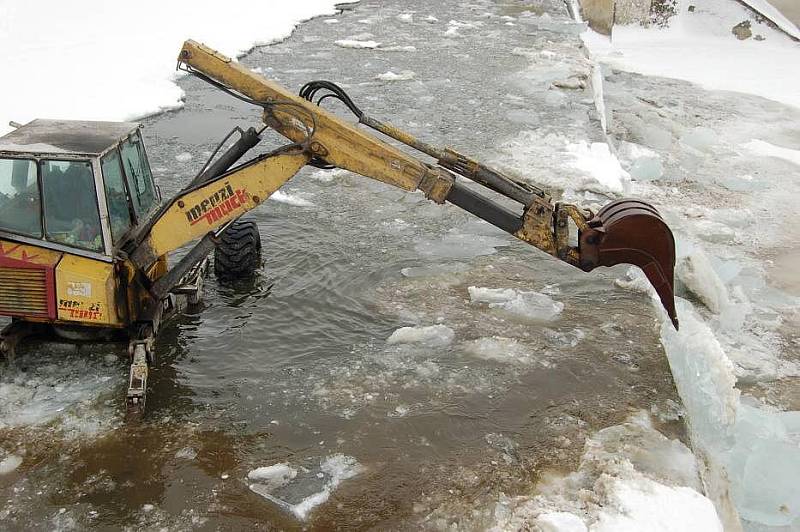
214 217 262 280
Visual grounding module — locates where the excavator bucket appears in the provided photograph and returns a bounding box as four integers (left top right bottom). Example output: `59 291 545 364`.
578 199 679 329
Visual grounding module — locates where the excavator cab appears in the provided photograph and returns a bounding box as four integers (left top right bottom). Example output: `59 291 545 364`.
0 120 167 332
0 120 160 257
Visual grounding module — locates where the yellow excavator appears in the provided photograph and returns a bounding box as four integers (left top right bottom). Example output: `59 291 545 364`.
0 41 677 415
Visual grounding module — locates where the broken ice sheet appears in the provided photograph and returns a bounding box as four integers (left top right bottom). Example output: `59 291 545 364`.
248 455 364 520
468 286 564 322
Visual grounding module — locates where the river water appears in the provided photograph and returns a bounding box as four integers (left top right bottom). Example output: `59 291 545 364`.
0 1 689 530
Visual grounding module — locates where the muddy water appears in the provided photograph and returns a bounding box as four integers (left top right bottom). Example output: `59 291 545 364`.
0 1 683 529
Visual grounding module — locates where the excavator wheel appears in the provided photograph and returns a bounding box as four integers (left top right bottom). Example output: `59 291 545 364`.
214 217 262 280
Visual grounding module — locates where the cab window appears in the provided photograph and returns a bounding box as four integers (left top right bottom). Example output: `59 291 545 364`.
120 132 157 218
0 158 41 237
101 150 133 243
41 160 104 252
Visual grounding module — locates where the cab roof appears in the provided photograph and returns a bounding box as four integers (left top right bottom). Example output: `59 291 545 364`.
0 119 140 157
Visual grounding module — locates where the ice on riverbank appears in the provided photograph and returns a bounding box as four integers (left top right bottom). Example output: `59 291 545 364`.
488 415 721 531
248 454 363 520
468 286 564 322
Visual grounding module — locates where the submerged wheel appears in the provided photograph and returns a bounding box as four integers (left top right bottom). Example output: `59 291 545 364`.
214 217 262 279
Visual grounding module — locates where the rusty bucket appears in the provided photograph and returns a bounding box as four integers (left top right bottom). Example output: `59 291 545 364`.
578 199 678 329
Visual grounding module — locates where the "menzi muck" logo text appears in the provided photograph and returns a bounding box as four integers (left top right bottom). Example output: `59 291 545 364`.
185 182 249 226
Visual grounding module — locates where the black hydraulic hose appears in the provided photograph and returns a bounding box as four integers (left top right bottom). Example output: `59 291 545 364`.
190 127 262 188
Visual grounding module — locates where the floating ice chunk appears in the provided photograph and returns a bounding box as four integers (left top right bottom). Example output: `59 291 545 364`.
334 39 380 49
375 70 416 81
175 152 193 163
386 325 454 347
741 139 800 167
309 167 348 183
468 286 518 304
397 13 413 23
269 190 315 207
462 337 534 364
323 18 339 24
400 262 469 278
0 454 22 475
248 463 298 490
676 247 729 314
249 455 363 521
469 286 564 322
564 141 630 193
414 232 509 259
379 45 417 52
424 15 439 23
175 447 197 460
536 512 587 532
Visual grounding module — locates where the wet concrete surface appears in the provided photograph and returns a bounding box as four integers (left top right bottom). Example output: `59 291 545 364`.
0 1 685 529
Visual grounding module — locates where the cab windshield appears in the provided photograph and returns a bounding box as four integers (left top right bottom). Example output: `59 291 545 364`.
0 158 41 238
41 160 104 252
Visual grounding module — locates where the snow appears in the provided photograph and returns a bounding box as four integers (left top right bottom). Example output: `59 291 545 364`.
248 454 363 520
738 0 800 40
591 476 722 532
580 0 800 110
468 286 564 322
375 70 416 81
386 324 455 347
741 139 800 167
536 512 587 532
0 1 357 136
334 39 381 49
268 190 315 207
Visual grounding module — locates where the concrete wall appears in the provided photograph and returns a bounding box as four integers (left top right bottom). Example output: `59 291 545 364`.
578 0 653 34
615 0 653 25
580 0 615 34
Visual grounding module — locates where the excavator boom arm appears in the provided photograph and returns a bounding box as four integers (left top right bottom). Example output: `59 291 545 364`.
133 40 679 328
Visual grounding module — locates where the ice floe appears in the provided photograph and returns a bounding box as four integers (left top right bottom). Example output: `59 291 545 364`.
386 325 455 347
248 454 364 520
375 70 416 81
269 190 315 207
334 39 381 49
468 286 564 322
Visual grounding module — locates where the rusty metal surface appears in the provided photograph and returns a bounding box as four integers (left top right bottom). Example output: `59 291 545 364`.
579 199 678 329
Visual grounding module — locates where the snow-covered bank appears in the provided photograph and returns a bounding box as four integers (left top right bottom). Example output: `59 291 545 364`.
581 0 800 110
0 0 357 136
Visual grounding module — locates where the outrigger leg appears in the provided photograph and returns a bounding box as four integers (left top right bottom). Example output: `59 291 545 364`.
127 331 155 417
